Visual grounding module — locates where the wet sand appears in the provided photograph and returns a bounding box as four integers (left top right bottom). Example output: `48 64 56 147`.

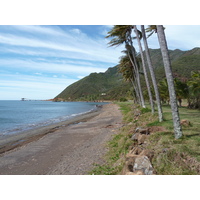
0 103 123 175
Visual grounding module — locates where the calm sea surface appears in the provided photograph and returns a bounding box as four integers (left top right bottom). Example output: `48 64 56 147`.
0 100 107 136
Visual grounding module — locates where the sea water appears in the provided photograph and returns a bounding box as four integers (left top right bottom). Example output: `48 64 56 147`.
0 100 107 136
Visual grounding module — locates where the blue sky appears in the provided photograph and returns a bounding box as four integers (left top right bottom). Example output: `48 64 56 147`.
0 25 200 100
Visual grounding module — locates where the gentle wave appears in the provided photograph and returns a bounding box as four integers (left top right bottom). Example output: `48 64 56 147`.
0 106 97 137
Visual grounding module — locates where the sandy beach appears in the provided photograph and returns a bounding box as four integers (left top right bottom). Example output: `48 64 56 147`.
0 103 122 175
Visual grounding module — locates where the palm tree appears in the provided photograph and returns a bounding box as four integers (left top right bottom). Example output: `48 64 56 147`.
106 25 146 107
119 52 140 103
141 25 163 122
156 25 182 139
134 25 154 113
174 78 189 107
125 27 146 108
158 78 170 104
125 43 145 107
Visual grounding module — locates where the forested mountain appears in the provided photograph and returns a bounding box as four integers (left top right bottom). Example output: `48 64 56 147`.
54 47 200 101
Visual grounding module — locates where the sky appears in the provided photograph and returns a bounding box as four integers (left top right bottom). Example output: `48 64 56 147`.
0 25 200 100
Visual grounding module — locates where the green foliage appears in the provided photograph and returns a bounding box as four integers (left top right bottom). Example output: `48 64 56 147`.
55 48 200 103
187 71 200 109
55 66 132 101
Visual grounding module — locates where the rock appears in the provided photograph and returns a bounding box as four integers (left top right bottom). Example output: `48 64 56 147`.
135 127 150 135
131 133 140 141
138 134 148 145
139 149 154 162
133 156 154 175
121 158 135 174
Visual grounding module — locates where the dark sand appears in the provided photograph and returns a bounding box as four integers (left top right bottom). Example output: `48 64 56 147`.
0 103 123 175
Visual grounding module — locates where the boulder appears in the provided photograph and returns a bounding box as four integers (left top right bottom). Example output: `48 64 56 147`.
133 156 154 175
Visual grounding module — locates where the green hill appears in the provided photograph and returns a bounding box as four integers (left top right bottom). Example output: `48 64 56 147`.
55 66 132 101
55 48 200 101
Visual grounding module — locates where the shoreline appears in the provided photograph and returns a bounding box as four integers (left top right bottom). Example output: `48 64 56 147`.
0 103 123 175
0 108 102 155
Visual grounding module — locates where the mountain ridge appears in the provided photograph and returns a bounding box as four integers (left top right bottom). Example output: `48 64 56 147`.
55 47 200 101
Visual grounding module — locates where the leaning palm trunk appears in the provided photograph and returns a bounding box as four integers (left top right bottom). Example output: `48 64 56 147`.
141 25 163 122
128 39 146 108
130 78 140 104
134 25 154 113
156 25 182 139
126 45 145 107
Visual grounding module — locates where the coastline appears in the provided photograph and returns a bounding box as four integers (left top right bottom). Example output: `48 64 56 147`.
0 103 123 175
0 108 102 155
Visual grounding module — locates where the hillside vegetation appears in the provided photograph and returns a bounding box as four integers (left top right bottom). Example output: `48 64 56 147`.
55 47 200 101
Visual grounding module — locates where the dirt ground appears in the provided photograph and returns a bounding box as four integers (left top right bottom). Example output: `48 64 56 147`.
0 103 122 175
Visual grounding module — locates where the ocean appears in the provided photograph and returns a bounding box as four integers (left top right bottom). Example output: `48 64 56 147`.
0 100 107 136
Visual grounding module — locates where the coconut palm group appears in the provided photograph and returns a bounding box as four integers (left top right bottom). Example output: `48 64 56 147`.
106 25 183 139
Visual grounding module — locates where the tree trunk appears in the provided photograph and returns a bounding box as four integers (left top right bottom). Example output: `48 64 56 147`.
128 39 146 108
141 25 163 122
126 48 142 106
156 25 182 139
134 25 154 113
130 78 140 104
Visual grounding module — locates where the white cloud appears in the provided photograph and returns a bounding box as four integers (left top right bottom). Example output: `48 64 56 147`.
12 25 66 36
0 33 88 54
70 28 81 34
0 58 107 75
0 25 123 64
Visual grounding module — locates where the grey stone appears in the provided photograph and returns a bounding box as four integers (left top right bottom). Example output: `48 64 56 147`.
133 156 154 175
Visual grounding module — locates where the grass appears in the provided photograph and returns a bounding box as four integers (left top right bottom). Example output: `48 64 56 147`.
146 105 200 175
89 101 200 175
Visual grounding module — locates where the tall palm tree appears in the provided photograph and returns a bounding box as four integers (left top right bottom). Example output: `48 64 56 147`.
106 25 145 107
134 25 154 113
141 25 163 122
125 43 145 107
156 25 182 139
